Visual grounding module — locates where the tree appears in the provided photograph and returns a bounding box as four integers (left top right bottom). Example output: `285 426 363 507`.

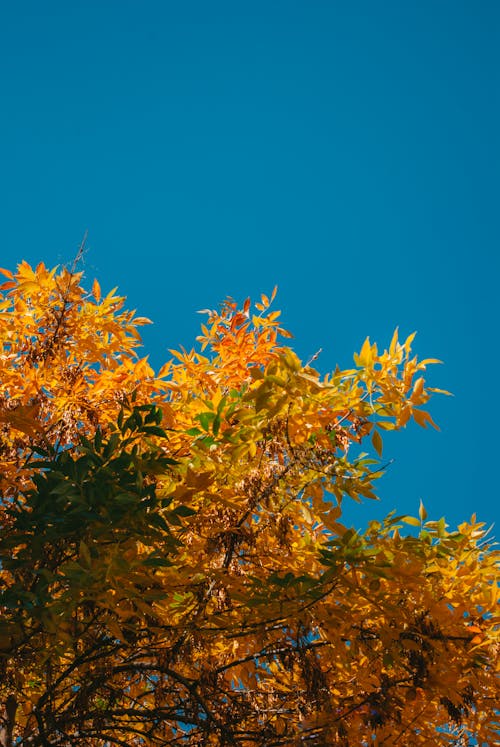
0 260 498 747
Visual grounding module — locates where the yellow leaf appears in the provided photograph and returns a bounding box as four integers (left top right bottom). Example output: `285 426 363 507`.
404 331 417 352
356 337 372 367
281 349 301 372
420 358 443 366
419 500 427 522
403 516 421 527
371 429 383 457
0 405 45 438
413 409 440 430
411 377 425 401
389 327 399 356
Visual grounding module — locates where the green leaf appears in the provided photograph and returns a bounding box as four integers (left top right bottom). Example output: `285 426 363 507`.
94 427 103 451
196 411 215 431
114 492 137 505
383 653 394 668
50 481 77 496
140 425 167 437
103 432 120 459
173 505 196 517
149 513 171 532
165 511 183 526
143 556 173 567
159 457 180 466
212 414 221 436
216 396 227 414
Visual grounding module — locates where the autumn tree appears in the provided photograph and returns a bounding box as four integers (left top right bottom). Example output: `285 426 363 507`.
0 261 498 747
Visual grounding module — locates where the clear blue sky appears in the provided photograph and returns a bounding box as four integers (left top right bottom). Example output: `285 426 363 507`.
1 1 498 531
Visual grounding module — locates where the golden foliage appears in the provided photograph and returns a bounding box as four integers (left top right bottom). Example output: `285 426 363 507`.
0 262 497 747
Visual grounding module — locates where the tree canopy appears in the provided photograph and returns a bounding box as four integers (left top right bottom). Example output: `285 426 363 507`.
0 261 498 746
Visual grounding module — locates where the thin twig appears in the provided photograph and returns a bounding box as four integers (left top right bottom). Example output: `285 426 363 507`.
305 348 322 367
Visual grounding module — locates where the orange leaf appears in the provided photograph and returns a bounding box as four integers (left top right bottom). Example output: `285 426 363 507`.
92 278 101 302
413 409 440 430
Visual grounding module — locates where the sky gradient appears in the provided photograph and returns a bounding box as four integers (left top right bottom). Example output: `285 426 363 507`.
1 1 498 531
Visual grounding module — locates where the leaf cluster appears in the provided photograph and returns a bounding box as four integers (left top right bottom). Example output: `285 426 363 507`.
0 264 497 747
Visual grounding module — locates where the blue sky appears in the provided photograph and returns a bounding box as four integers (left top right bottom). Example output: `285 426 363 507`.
1 1 498 531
